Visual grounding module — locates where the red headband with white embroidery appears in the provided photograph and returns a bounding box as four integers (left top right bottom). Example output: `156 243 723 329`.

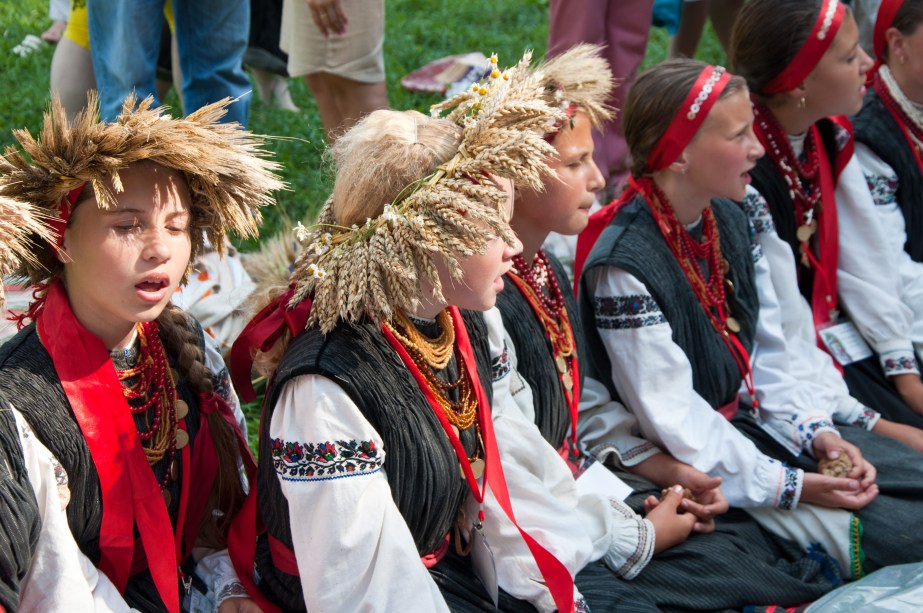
761 0 846 95
646 64 732 172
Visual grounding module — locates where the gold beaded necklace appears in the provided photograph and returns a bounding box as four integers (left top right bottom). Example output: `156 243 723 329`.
385 310 478 431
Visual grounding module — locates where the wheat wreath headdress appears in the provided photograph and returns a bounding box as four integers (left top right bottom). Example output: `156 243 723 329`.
288 51 567 333
0 92 284 286
0 195 51 309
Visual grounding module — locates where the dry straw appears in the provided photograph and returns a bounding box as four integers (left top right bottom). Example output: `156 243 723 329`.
289 51 567 333
0 92 285 285
0 195 52 308
539 43 616 133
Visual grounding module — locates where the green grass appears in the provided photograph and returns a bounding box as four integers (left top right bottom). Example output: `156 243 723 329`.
2 0 723 450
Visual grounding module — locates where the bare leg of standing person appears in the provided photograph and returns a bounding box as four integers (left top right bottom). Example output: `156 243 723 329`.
304 73 387 142
50 38 95 120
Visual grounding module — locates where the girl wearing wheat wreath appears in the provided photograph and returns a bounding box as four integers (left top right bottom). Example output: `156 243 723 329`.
0 95 282 612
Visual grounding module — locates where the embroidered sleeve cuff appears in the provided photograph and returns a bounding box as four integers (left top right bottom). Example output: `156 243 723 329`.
846 406 880 431
215 581 249 608
796 418 839 457
602 498 655 580
878 347 919 377
590 441 661 469
774 465 804 510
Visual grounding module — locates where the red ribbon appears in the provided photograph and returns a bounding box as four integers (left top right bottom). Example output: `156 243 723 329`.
229 286 312 402
383 308 576 613
762 0 846 94
48 184 85 248
35 279 180 613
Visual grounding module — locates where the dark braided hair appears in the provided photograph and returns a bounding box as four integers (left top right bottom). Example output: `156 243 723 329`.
156 304 246 546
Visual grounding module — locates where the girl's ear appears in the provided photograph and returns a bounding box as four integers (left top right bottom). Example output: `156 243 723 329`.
668 150 691 176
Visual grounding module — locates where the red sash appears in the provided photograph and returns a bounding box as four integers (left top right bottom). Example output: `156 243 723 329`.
36 280 180 612
383 308 576 613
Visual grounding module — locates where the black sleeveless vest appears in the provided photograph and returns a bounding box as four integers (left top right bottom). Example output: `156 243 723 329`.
853 89 923 262
578 194 759 409
254 313 492 612
749 118 845 304
0 322 206 612
496 253 585 448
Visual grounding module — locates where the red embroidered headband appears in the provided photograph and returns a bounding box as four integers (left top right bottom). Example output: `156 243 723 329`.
646 65 732 172
762 0 846 94
874 0 903 62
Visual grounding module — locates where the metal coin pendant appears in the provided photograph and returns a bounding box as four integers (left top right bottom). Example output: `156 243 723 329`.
170 459 179 480
555 355 568 373
175 399 189 420
724 278 735 294
796 223 816 243
725 317 741 334
719 258 730 275
171 369 181 383
162 489 172 506
469 458 486 480
175 429 190 450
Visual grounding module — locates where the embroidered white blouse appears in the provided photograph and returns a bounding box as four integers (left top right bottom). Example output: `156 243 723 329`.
855 138 923 368
741 185 880 430
482 307 655 582
581 210 851 509
13 408 138 612
780 133 918 378
270 317 598 612
12 336 247 611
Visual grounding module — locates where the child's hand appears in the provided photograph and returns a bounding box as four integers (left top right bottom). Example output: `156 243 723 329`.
811 432 876 488
645 485 697 554
801 472 879 509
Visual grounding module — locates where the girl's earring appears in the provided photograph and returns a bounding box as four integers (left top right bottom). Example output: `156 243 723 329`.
798 96 806 110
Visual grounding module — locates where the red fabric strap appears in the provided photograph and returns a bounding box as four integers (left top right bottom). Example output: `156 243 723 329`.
574 192 632 294
36 280 180 613
229 287 311 402
48 184 85 248
717 394 740 421
383 308 576 613
420 534 451 568
647 65 732 172
762 0 846 94
227 396 282 613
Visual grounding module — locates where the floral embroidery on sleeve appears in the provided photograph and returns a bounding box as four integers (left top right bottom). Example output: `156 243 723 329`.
881 352 919 376
863 172 899 207
740 189 773 263
491 339 512 382
776 464 801 510
593 295 666 330
272 438 383 482
850 407 878 430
